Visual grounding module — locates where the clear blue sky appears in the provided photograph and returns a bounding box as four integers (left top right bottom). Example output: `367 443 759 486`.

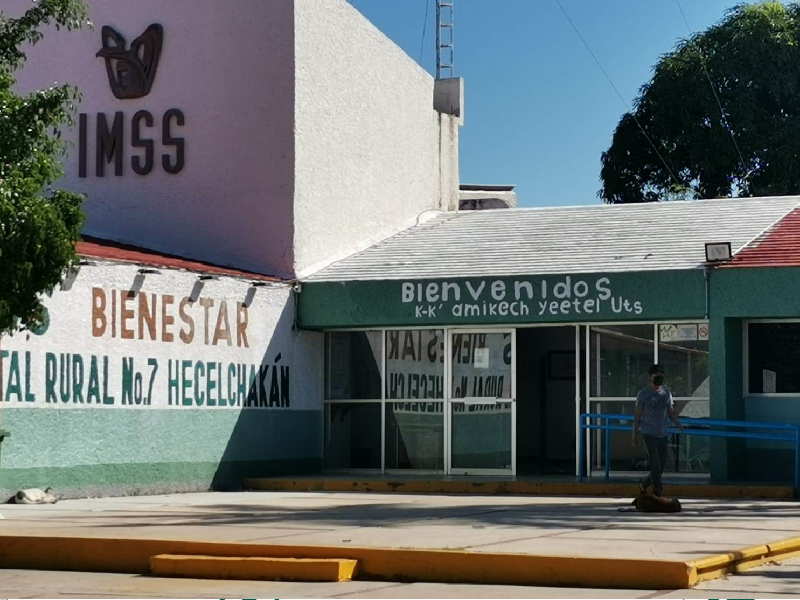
350 0 778 208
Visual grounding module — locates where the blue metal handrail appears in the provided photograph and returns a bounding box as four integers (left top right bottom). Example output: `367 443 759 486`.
578 413 800 493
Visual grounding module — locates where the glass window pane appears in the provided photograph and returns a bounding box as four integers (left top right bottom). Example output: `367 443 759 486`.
385 329 445 470
385 402 444 469
748 323 800 393
385 330 445 399
658 324 709 398
325 332 381 400
324 403 381 469
590 325 654 397
451 402 513 469
589 401 639 472
451 332 512 398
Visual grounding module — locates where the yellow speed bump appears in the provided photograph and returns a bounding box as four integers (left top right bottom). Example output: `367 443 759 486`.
690 535 800 582
766 536 800 561
150 554 359 582
691 545 769 582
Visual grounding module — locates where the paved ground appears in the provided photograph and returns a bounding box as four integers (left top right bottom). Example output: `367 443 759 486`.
1 490 799 561
1 560 799 599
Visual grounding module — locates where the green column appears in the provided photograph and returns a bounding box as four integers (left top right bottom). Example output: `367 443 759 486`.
709 316 745 483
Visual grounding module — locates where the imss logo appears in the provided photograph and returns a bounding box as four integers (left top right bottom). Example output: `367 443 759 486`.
79 23 185 178
97 24 163 99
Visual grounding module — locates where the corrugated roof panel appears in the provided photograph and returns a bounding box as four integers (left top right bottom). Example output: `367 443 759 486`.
306 197 800 282
723 208 800 268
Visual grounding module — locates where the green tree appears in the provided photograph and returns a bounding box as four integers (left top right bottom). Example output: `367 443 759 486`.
601 2 800 203
0 0 89 334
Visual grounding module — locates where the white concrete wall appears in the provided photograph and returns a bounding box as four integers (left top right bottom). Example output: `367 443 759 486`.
9 0 297 278
0 260 323 496
439 113 461 212
292 0 444 277
9 0 461 280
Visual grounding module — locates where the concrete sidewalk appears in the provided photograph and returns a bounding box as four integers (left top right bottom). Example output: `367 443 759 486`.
1 490 798 562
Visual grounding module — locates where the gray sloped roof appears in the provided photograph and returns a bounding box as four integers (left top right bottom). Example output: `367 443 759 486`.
306 196 800 282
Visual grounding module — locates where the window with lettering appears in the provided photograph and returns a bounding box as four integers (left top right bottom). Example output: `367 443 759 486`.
385 330 444 470
451 332 512 399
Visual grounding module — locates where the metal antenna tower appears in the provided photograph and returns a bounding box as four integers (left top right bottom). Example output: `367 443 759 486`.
436 0 454 79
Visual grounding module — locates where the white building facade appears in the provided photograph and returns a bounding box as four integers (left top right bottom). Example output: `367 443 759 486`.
1 0 463 497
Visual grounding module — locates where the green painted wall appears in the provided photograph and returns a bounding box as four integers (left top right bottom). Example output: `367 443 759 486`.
708 317 745 482
300 271 708 329
711 267 800 318
0 409 322 498
709 267 800 483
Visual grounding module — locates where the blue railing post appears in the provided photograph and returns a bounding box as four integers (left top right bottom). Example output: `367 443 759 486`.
578 414 585 482
604 418 611 482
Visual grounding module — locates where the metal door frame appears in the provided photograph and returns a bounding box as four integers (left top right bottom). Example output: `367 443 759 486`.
446 328 516 476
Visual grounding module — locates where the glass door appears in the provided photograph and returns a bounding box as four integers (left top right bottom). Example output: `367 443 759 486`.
447 330 516 475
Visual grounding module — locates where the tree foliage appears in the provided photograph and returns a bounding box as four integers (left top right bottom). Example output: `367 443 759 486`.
0 0 89 334
601 2 800 203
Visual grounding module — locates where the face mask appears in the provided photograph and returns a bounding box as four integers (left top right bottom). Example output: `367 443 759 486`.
652 375 665 386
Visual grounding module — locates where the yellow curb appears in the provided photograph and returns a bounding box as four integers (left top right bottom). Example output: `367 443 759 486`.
0 534 693 589
150 554 359 582
689 535 800 582
244 477 796 499
2 534 799 589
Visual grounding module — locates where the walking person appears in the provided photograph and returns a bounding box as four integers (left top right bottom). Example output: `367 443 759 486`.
631 364 683 497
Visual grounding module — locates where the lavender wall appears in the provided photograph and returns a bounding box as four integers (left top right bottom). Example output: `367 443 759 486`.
10 0 297 277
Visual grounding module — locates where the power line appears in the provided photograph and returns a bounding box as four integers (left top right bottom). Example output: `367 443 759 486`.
675 0 750 180
420 0 431 65
554 0 683 191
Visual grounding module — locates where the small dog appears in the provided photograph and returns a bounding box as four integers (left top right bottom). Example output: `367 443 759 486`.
632 493 682 513
8 487 58 505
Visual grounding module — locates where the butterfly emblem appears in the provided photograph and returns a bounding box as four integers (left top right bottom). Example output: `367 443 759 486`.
96 24 164 100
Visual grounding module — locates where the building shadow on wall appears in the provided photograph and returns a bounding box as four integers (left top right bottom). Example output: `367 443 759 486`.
211 288 322 491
